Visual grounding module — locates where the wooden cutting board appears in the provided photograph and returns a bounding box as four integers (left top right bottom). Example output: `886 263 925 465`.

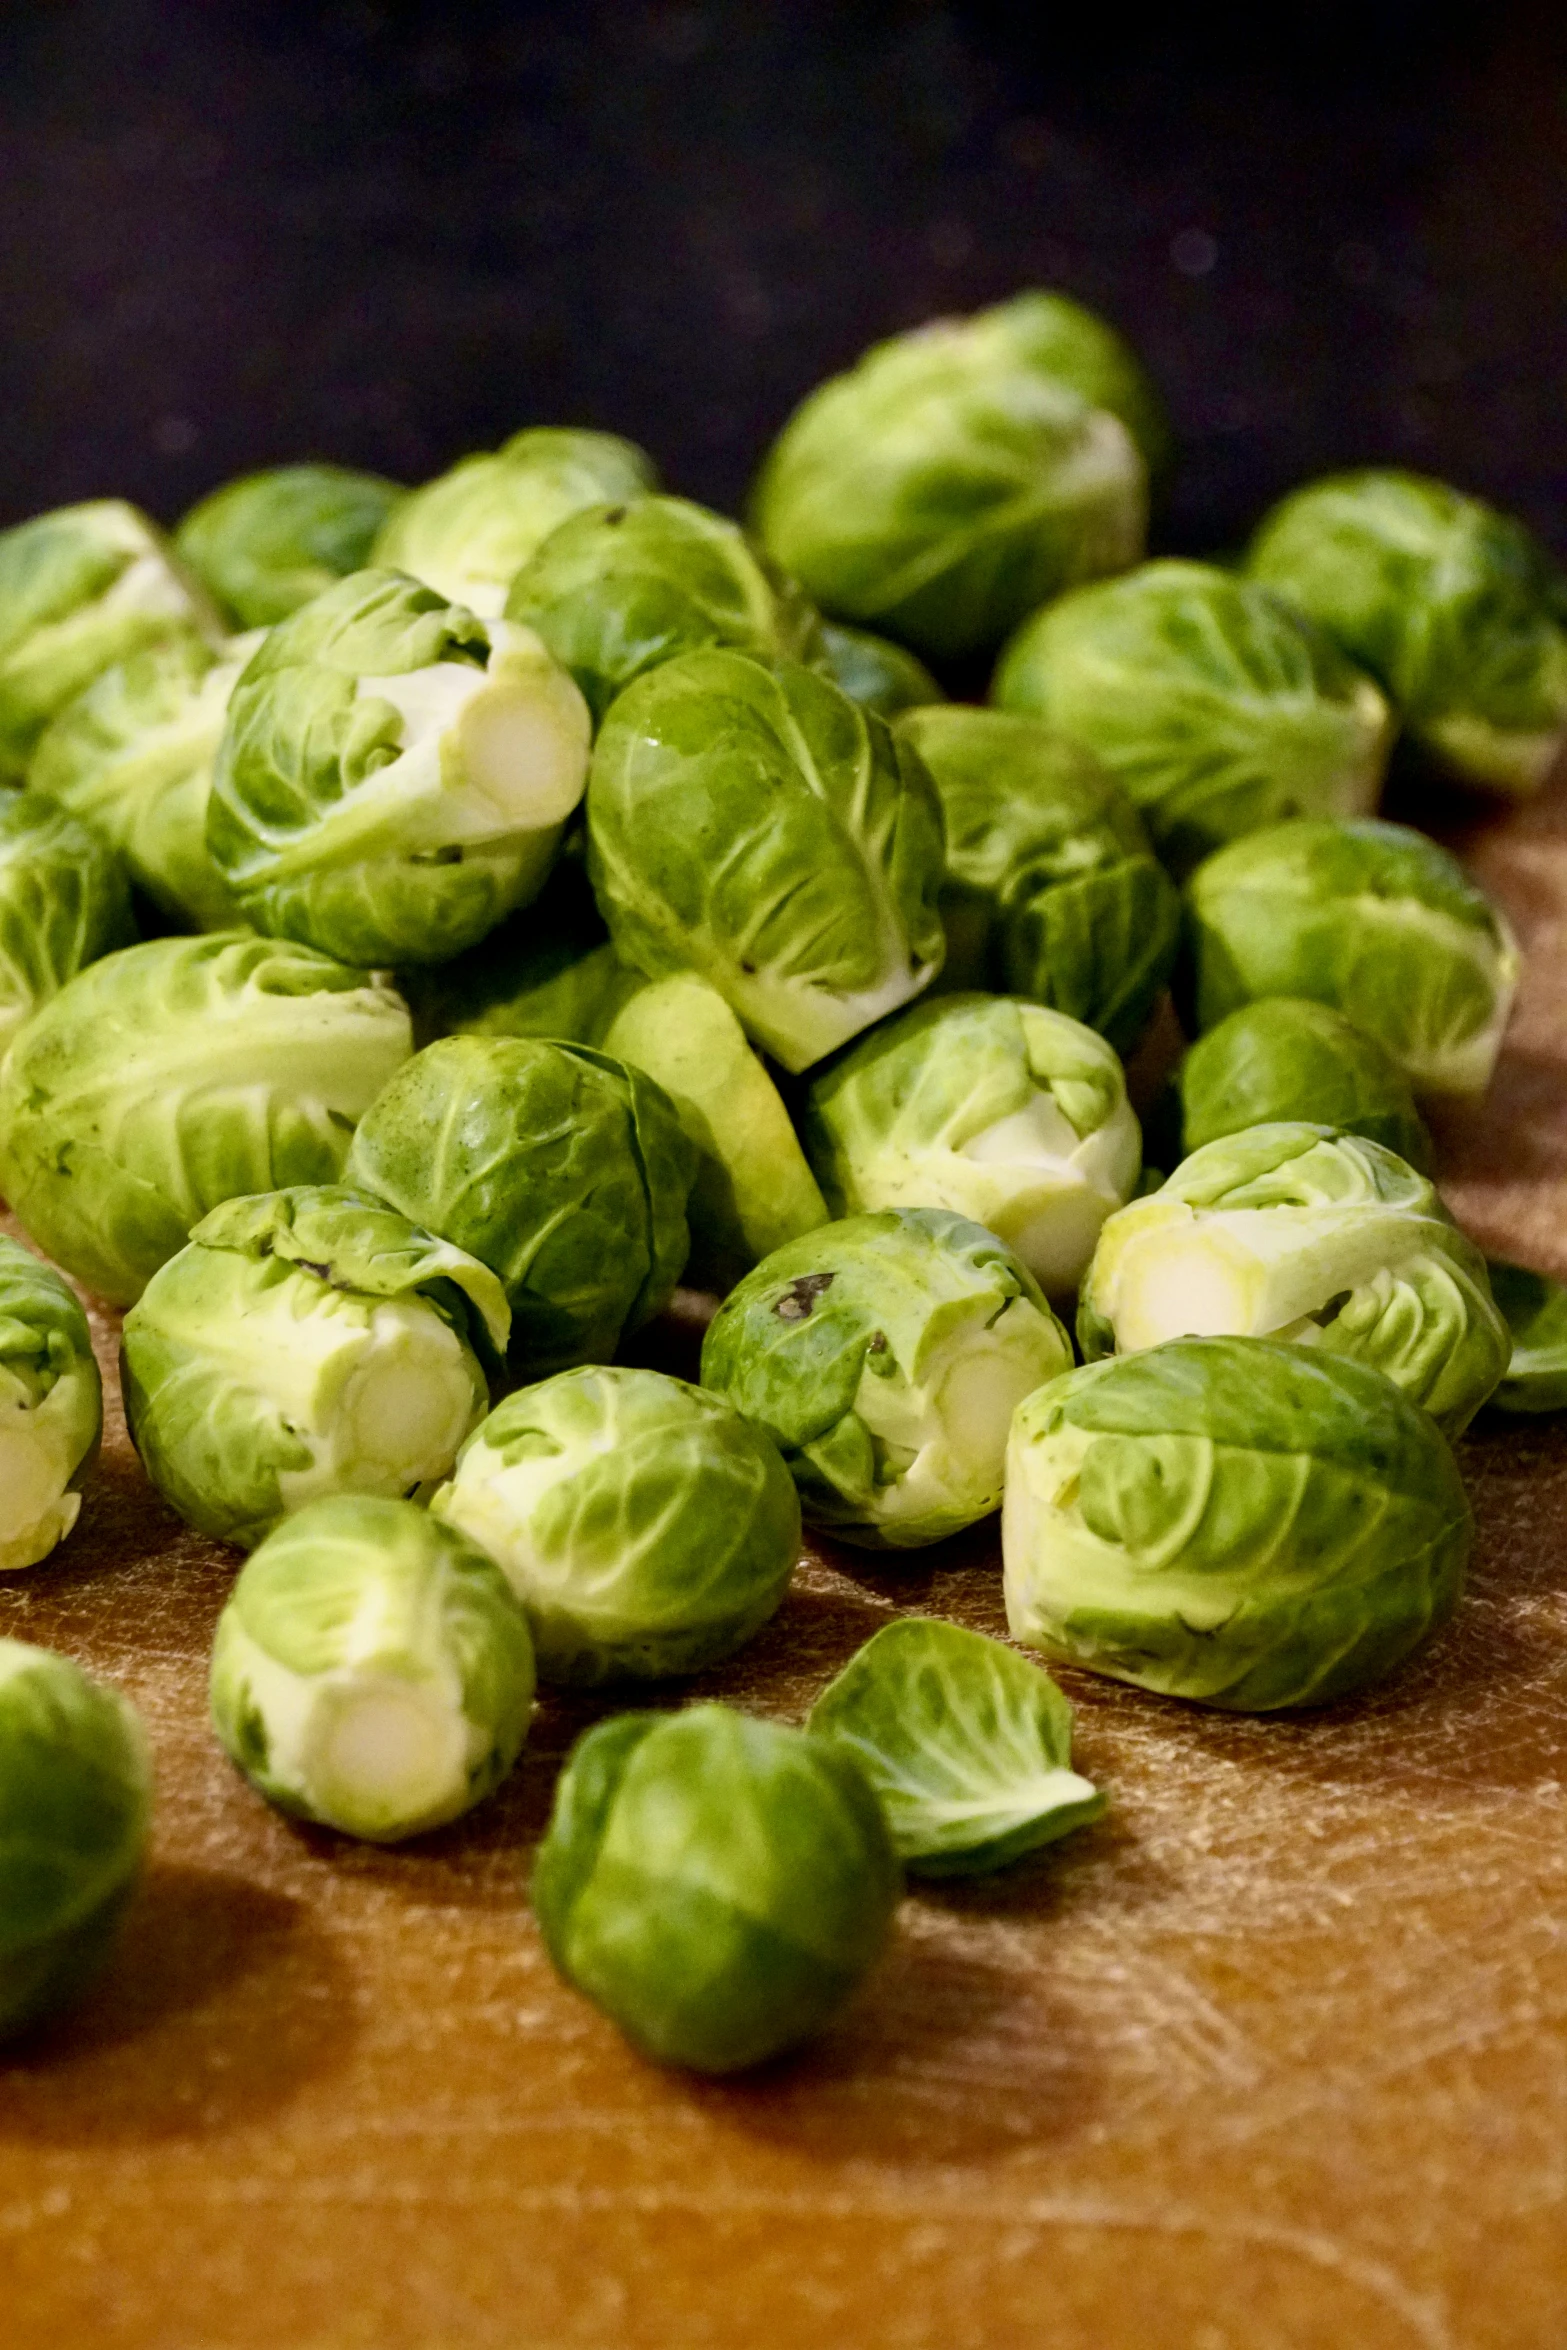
2 785 1565 2350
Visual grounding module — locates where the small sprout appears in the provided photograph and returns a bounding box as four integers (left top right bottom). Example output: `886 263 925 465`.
1004 1336 1473 1710
701 1207 1072 1549
1184 816 1520 1097
210 1495 534 1841
1177 998 1431 1171
174 464 407 630
433 1366 800 1684
531 1703 900 2072
814 621 943 718
0 931 411 1305
0 1237 102 1572
0 791 135 1060
808 1618 1104 1876
1486 1261 1567 1414
0 1641 152 2037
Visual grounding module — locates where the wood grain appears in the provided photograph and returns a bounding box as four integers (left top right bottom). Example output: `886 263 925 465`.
3 788 1566 2350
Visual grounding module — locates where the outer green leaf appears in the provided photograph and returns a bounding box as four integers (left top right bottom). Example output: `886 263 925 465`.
175 465 407 630
1178 998 1431 1170
0 790 135 1059
0 1235 102 1572
814 622 943 717
964 288 1172 478
1486 1260 1567 1413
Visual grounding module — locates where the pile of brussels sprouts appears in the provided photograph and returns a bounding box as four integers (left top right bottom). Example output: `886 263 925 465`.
2 288 1566 2074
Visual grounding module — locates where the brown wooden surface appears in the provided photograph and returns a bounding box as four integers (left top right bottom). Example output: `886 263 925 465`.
3 789 1567 2350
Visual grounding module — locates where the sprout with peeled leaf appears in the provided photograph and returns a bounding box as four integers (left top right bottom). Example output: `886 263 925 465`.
0 790 134 1060
175 464 406 630
1176 997 1431 1170
0 1237 102 1573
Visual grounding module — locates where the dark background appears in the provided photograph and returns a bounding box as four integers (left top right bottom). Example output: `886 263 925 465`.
1 1 1564 556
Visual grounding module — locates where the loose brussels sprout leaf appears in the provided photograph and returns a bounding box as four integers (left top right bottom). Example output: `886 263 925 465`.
1184 817 1520 1097
532 1703 899 2073
29 628 261 932
175 464 407 631
701 1207 1072 1548
994 560 1393 876
1178 998 1431 1170
122 1185 506 1550
397 853 616 1048
807 1618 1104 1876
1004 1336 1473 1710
815 622 943 718
588 649 946 1073
433 1366 799 1683
374 427 658 616
1486 1260 1567 1413
0 1237 102 1572
210 1494 533 1839
897 705 1179 1053
208 569 591 967
346 1033 693 1377
1079 1124 1509 1437
0 1639 151 2037
963 288 1172 479
805 994 1140 1299
506 494 824 727
0 790 135 1059
0 931 411 1305
1247 470 1567 795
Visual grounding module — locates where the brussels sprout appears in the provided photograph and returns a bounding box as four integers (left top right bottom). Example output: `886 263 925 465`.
807 1619 1104 1876
346 1033 694 1376
29 629 261 932
1486 1261 1567 1413
701 1207 1072 1548
397 855 616 1048
588 649 946 1073
0 500 221 780
993 560 1393 875
0 1640 151 2037
1004 1336 1472 1710
1178 998 1431 1170
209 1494 533 1839
208 570 591 968
751 317 1146 664
804 994 1140 1300
506 495 824 727
1079 1123 1508 1436
0 1237 102 1572
175 464 407 631
962 288 1172 479
0 931 411 1304
375 428 658 616
433 1366 799 1683
815 622 943 717
0 790 135 1059
1246 470 1567 796
122 1186 507 1550
532 1703 899 2072
1184 817 1520 1097
897 705 1179 1052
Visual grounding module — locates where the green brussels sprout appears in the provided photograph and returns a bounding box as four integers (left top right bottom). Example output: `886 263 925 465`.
1078 1123 1508 1436
375 427 658 616
1004 1336 1473 1710
0 931 411 1304
1246 470 1567 796
588 649 946 1073
0 500 221 780
28 628 261 932
751 316 1146 664
0 1236 102 1572
122 1185 507 1550
804 994 1140 1300
174 464 407 631
701 1207 1072 1549
506 494 824 727
0 1640 151 2037
345 1033 694 1377
209 1494 533 1839
532 1703 899 2072
993 560 1393 876
208 569 591 968
433 1366 799 1683
807 1618 1104 1876
815 622 943 718
0 789 135 1059
1183 817 1520 1097
397 851 615 1048
962 288 1172 479
897 704 1179 1052
1486 1260 1567 1413
1177 998 1431 1170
